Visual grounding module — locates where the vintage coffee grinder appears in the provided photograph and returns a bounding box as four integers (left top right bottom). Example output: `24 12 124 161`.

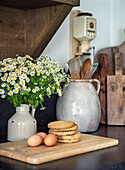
73 12 96 55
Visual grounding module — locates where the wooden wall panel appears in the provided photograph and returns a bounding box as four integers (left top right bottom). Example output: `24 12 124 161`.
0 7 25 59
26 5 72 58
0 0 80 60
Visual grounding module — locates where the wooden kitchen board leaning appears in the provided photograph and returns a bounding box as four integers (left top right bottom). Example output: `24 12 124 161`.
107 52 125 125
92 54 112 124
95 40 125 124
0 134 118 165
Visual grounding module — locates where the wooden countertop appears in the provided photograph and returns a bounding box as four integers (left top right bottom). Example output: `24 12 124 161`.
0 124 125 169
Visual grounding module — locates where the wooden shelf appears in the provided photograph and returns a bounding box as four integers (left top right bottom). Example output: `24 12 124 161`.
0 0 80 59
0 0 79 10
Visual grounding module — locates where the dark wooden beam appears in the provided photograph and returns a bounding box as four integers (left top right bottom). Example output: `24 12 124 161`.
26 5 72 58
0 7 25 60
0 0 79 10
0 0 80 59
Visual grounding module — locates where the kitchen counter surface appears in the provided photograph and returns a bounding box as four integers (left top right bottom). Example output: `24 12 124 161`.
0 124 125 170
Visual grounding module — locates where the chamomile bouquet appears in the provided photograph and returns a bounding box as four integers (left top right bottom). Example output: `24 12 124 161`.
0 55 70 109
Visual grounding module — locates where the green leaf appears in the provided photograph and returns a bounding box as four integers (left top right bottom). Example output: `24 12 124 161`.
34 100 39 109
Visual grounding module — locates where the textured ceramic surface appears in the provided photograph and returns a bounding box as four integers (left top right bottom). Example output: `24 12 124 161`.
7 104 37 141
56 79 101 132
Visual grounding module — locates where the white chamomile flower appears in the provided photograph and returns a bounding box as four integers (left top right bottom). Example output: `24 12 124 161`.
41 70 45 74
67 78 70 82
13 89 19 94
47 87 50 92
17 56 22 61
46 72 50 76
2 62 6 66
45 61 48 65
37 61 41 65
56 81 60 86
22 86 27 90
39 94 43 99
7 77 11 83
22 67 28 72
55 62 59 66
20 80 25 86
54 77 58 81
12 63 16 68
19 60 24 65
32 89 36 93
37 72 40 76
47 64 51 68
35 86 39 91
27 87 31 92
21 73 27 79
1 94 5 98
56 68 60 72
26 77 30 83
26 55 30 59
3 59 7 63
49 69 53 73
49 91 51 95
11 77 16 81
30 72 35 76
10 67 14 71
8 58 12 62
58 92 62 96
8 90 13 96
43 75 46 79
57 89 60 93
10 81 15 85
7 65 11 70
1 77 6 81
12 73 17 77
15 69 18 73
57 89 62 94
0 89 5 94
1 83 6 88
14 84 20 89
7 86 10 90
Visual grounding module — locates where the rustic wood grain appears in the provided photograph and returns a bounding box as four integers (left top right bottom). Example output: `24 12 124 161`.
0 7 25 60
80 58 91 79
95 41 125 75
0 0 80 10
107 52 125 125
96 54 112 124
0 134 118 165
0 1 79 60
69 10 82 59
26 4 72 58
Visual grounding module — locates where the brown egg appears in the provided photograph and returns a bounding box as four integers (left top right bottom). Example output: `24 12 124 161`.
37 132 47 144
44 134 57 147
27 134 43 147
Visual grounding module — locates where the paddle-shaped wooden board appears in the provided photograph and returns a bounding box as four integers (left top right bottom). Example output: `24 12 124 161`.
107 52 125 125
0 134 118 165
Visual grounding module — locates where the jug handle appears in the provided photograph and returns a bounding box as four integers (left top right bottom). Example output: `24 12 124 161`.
89 79 100 94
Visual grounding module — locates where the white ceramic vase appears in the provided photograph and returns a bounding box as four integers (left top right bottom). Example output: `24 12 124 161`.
7 104 37 141
56 79 101 132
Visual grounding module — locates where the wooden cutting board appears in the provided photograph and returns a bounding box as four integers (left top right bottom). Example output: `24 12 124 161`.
107 52 125 125
94 40 125 124
97 54 112 124
0 134 118 165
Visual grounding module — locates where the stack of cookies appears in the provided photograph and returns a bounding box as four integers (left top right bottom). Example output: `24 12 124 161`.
48 121 81 143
